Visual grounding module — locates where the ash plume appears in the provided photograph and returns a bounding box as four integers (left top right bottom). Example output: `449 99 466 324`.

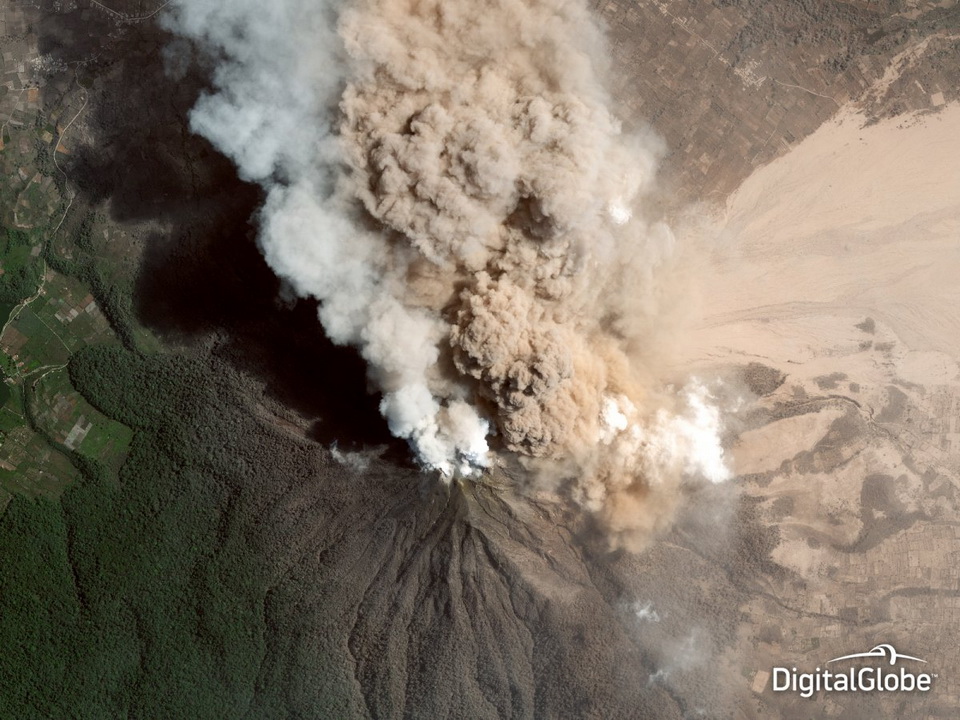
166 0 731 547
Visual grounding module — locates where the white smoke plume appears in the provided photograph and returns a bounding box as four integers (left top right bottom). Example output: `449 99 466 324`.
166 0 730 547
630 601 661 623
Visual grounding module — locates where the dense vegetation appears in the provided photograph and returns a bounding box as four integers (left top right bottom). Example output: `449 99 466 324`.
0 227 43 306
0 346 272 719
0 12 367 715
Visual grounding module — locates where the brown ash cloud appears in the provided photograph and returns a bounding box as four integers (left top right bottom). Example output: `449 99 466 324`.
167 0 730 549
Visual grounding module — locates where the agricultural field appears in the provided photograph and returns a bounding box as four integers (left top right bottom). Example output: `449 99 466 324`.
32 368 133 475
0 96 134 498
0 233 132 498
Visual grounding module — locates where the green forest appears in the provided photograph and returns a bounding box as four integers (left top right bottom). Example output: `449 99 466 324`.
0 346 271 719
0 65 337 716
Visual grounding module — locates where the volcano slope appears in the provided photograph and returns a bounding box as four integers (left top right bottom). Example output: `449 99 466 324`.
0 1 959 719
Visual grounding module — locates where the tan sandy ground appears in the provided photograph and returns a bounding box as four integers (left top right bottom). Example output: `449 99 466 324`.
681 104 960 716
688 102 960 384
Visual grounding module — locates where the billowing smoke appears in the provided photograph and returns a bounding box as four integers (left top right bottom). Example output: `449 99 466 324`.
166 0 730 547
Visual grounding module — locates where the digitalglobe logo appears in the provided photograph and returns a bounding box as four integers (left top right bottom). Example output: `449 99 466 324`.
771 644 936 699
